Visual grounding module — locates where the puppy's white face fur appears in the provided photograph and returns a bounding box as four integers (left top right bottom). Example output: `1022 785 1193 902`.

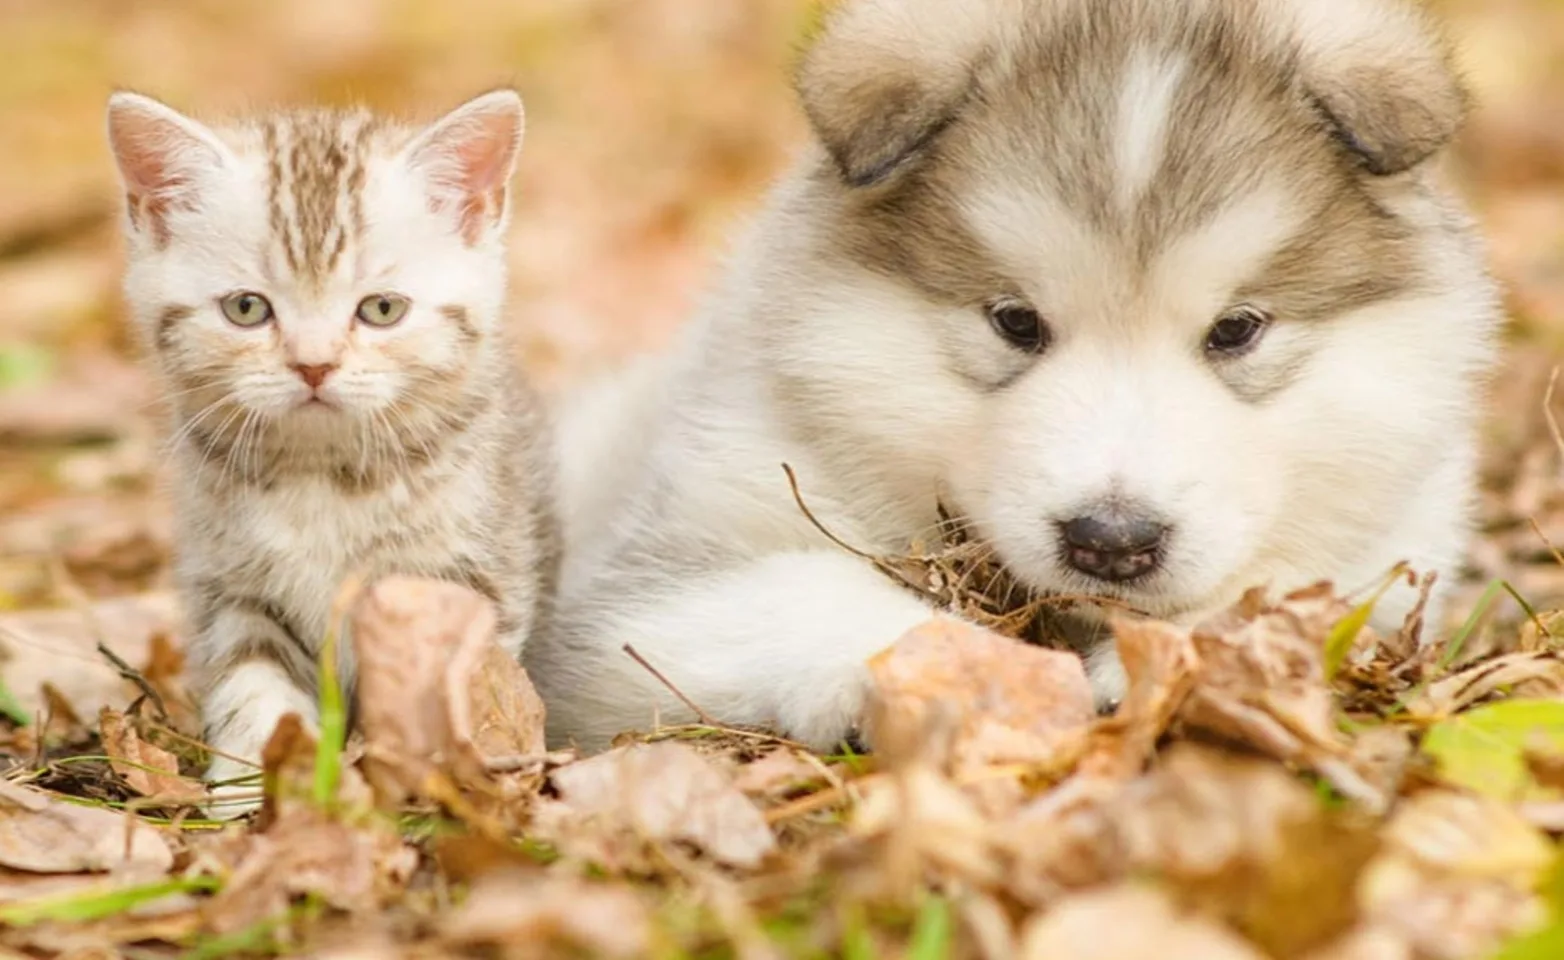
775 0 1498 624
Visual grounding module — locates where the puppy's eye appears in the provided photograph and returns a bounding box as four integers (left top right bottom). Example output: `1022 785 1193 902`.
986 298 1052 353
219 292 274 328
356 294 410 328
1205 306 1271 356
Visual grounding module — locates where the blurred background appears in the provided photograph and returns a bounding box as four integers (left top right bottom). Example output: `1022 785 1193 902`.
1 0 1563 632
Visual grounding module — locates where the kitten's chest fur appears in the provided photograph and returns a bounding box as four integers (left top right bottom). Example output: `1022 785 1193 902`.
176 445 507 652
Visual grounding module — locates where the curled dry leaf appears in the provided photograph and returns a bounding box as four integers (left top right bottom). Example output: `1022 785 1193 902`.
1005 744 1382 944
99 708 203 803
1081 617 1199 780
1406 651 1564 719
1020 884 1267 960
1112 745 1381 958
1181 586 1385 809
442 870 652 959
206 714 417 934
0 778 171 875
202 808 420 935
535 741 775 870
866 618 1095 771
850 764 1003 892
351 576 546 807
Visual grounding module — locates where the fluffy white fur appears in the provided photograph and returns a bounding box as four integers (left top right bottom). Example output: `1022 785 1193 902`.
528 0 1501 753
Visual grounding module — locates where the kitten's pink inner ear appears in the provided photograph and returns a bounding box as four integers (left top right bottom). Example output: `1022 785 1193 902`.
106 95 219 242
412 91 525 245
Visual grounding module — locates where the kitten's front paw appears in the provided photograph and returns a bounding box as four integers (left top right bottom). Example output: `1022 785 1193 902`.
202 753 265 822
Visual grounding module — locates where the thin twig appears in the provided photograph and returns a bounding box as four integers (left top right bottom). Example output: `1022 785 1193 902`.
781 463 944 603
145 720 259 769
95 642 168 722
781 463 876 561
1545 366 1564 466
623 644 721 728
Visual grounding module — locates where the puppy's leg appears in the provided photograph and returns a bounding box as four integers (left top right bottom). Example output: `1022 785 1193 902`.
194 608 319 819
547 550 939 752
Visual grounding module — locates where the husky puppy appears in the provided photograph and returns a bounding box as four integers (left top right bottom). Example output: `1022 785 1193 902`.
531 0 1501 751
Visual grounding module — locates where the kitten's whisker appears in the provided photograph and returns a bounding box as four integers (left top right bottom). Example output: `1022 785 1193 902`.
159 398 232 476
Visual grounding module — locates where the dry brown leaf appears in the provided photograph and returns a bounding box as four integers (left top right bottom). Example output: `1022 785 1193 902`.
442 870 652 958
867 617 1095 770
0 779 171 875
1020 884 1268 960
206 715 416 934
203 808 419 935
351 576 546 808
0 592 178 720
1002 776 1124 902
99 708 203 802
733 749 827 799
850 764 1003 890
1081 617 1199 780
536 741 776 870
1180 586 1385 809
1113 745 1381 957
444 603 547 765
1406 650 1564 718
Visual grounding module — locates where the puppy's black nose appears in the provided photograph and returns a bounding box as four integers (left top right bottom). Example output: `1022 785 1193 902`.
1059 509 1168 583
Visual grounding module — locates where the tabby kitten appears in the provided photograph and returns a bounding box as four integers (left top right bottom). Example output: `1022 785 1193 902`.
106 89 558 815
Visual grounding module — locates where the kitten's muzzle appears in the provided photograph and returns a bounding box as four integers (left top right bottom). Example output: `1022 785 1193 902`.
291 362 338 391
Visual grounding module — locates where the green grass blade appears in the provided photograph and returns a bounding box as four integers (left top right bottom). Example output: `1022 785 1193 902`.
0 876 220 927
1439 579 1544 671
0 672 29 727
179 915 285 960
907 896 952 960
1324 565 1407 679
313 618 346 808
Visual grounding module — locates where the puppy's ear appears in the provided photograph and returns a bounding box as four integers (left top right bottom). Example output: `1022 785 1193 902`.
796 0 994 187
1282 0 1467 176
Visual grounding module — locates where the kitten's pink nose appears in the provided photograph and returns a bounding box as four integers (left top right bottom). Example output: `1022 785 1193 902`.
291 362 337 390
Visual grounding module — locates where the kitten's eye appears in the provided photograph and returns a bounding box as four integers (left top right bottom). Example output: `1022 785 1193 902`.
1205 305 1271 356
986 298 1052 353
356 294 411 328
219 292 275 328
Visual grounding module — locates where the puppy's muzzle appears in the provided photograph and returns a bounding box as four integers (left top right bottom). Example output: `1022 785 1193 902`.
1058 506 1169 583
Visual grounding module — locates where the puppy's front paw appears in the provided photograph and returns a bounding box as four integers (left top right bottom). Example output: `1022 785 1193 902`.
774 661 873 754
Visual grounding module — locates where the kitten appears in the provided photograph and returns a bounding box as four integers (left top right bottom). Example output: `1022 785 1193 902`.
106 89 558 815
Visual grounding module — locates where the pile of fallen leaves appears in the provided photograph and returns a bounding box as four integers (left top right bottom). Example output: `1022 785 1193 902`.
2 566 1564 959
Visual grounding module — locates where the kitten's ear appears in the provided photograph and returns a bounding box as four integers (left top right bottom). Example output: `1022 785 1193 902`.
1280 0 1467 176
796 0 1006 188
105 92 227 241
407 89 526 245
